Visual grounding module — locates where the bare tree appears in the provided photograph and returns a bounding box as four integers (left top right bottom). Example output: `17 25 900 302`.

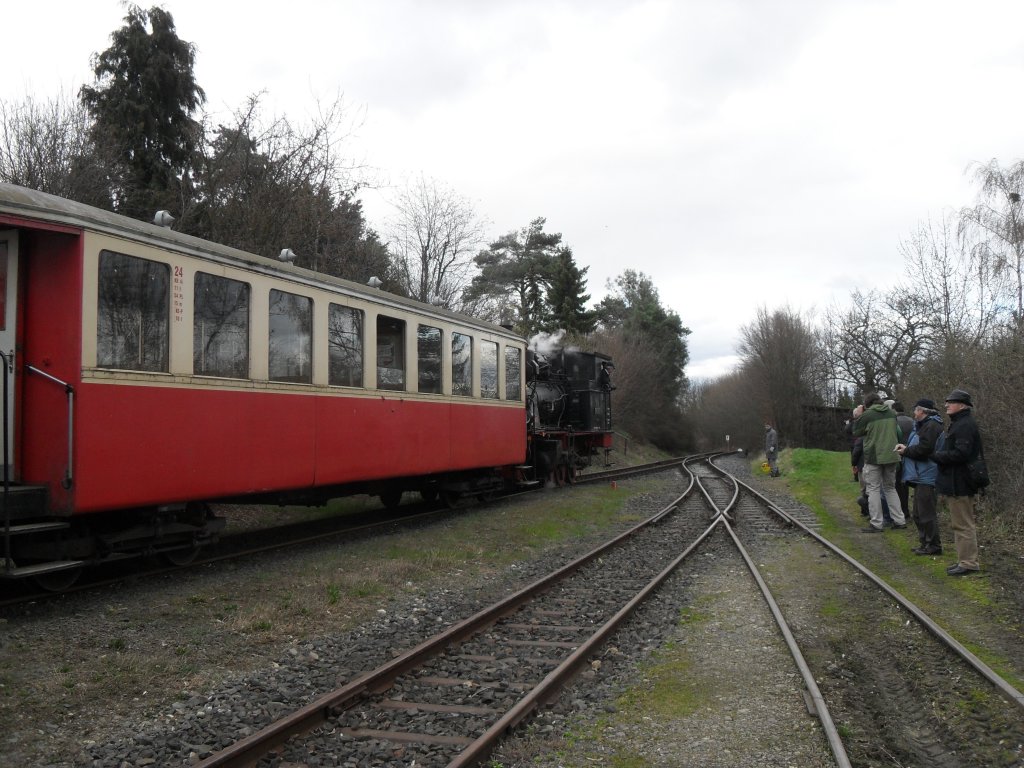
900 212 996 355
0 91 109 205
685 368 764 452
386 174 487 310
737 305 821 443
186 93 386 282
959 158 1024 323
590 327 691 452
820 288 932 402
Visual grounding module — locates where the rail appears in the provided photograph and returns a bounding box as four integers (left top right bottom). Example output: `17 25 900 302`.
707 455 1024 712
26 364 74 489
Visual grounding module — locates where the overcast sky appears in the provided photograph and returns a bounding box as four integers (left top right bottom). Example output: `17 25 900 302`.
5 1 1024 378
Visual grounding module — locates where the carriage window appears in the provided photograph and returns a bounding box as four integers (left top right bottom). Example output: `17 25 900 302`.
269 289 312 383
481 341 498 399
452 332 472 397
377 315 406 391
417 325 442 394
505 346 522 401
194 272 250 378
97 250 169 372
328 304 363 387
504 346 522 401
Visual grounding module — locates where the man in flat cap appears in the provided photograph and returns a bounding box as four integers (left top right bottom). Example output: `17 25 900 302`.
931 389 984 576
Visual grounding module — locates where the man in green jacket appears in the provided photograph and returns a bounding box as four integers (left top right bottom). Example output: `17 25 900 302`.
852 393 908 533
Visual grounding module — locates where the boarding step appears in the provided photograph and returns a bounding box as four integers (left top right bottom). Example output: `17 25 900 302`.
0 485 49 516
514 465 542 488
0 560 83 579
1 521 71 536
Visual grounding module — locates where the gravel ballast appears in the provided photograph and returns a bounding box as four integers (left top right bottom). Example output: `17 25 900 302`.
2 456 1022 766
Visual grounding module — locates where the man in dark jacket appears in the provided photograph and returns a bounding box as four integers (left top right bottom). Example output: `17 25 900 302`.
931 389 983 576
896 398 943 555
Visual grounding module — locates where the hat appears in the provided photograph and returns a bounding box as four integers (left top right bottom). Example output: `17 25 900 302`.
944 389 973 407
883 399 895 409
913 398 936 410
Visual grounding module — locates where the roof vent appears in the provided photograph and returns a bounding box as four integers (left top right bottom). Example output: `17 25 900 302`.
278 248 297 262
153 210 175 228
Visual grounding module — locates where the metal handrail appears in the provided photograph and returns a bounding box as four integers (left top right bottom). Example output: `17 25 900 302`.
26 364 74 489
1 351 10 572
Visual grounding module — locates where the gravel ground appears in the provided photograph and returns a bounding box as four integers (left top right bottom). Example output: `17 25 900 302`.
2 456 1022 767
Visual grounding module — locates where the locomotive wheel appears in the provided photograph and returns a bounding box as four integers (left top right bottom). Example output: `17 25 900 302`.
420 488 439 504
33 565 82 592
441 490 461 509
554 463 570 487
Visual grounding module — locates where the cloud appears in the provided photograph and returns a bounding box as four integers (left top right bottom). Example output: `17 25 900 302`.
5 0 1024 377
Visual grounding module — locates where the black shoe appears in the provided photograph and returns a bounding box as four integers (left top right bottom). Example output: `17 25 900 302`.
912 547 942 555
947 565 979 576
946 563 961 573
862 526 883 533
891 523 907 529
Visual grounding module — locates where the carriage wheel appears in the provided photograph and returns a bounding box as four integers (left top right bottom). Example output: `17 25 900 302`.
161 502 207 566
380 490 403 510
33 565 82 592
161 545 200 566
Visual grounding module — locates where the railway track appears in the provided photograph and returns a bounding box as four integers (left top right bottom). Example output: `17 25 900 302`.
696 455 1024 767
177 453 1024 768
189 458 706 767
0 458 688 608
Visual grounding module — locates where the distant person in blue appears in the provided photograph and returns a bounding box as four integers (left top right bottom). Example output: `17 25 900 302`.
896 398 943 555
764 423 779 477
852 393 907 532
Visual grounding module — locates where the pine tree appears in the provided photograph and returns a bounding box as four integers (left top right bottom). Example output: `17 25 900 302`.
468 217 561 336
80 5 206 220
546 247 595 334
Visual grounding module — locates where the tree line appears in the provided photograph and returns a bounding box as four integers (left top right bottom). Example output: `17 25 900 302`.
688 158 1024 539
0 5 694 451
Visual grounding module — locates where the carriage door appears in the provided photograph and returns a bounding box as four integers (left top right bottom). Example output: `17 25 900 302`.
0 231 17 479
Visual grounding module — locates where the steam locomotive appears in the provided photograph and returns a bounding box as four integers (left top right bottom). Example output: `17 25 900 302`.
526 348 614 485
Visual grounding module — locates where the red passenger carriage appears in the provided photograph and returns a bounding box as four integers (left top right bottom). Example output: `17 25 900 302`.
0 184 612 589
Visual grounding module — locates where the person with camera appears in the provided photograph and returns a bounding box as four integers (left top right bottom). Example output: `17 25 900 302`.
895 398 943 556
931 389 984 576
